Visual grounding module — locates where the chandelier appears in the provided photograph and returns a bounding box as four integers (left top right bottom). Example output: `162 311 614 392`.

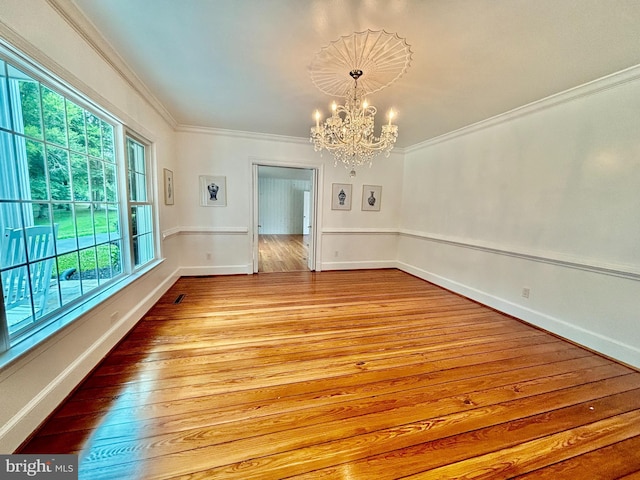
309 30 412 176
311 69 397 176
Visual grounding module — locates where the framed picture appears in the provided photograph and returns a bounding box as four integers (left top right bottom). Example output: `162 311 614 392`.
163 169 174 205
331 183 352 210
362 185 382 211
199 175 227 206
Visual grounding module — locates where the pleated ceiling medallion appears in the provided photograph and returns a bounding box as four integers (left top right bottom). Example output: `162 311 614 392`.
309 30 412 176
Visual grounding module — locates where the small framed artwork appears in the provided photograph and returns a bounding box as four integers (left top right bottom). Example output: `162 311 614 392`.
332 183 352 210
199 175 227 206
362 185 382 211
163 169 174 205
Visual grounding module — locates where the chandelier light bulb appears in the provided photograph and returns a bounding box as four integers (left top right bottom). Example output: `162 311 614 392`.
388 109 395 125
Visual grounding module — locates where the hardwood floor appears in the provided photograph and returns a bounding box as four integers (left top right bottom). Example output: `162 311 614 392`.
19 270 640 479
259 234 308 272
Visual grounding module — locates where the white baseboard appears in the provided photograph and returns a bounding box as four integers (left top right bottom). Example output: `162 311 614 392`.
179 265 252 276
321 260 398 271
0 268 180 451
398 262 640 369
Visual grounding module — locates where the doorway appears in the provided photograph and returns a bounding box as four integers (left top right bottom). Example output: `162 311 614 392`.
253 165 317 273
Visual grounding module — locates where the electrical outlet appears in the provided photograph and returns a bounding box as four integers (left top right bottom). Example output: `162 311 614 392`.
522 287 530 299
206 252 212 260
334 250 339 257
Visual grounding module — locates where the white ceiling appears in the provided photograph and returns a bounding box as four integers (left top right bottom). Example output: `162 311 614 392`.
68 0 640 148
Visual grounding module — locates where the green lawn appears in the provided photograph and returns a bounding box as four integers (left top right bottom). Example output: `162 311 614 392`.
52 206 116 239
37 206 121 275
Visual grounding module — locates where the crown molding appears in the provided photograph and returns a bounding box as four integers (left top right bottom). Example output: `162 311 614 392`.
405 63 640 153
46 0 177 129
176 125 310 145
0 19 131 130
177 125 407 155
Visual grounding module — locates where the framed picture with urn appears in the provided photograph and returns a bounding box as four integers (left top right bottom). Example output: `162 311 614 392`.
199 175 227 206
361 185 382 211
331 183 352 210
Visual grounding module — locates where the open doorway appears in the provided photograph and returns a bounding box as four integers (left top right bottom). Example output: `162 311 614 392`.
253 165 316 273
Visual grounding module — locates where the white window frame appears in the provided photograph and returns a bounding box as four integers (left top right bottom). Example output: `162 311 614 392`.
0 40 159 360
124 131 157 272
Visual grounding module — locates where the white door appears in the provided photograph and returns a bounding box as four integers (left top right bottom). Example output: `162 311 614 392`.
305 170 316 271
252 164 260 273
303 191 310 236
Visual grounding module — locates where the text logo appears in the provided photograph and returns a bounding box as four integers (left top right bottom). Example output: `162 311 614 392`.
1 455 77 479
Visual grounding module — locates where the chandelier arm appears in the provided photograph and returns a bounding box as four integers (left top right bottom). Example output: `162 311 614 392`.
313 137 396 152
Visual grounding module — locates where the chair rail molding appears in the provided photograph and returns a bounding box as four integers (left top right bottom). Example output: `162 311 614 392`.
399 229 640 281
163 227 249 239
322 227 399 235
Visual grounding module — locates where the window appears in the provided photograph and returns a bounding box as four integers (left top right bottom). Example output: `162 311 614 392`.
0 45 157 355
126 135 154 268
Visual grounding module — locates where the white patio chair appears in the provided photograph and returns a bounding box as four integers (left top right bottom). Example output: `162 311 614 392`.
1 225 57 317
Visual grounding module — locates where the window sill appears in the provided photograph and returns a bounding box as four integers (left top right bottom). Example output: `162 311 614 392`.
0 258 164 372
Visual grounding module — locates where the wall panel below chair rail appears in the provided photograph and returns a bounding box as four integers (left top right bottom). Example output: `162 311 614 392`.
176 228 253 275
397 233 640 369
321 229 399 271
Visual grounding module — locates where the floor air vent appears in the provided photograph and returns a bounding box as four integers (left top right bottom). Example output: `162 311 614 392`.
174 294 186 304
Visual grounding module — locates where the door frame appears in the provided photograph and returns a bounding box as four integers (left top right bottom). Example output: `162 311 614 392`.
251 159 323 273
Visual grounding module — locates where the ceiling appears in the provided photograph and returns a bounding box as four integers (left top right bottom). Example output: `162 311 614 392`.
68 0 640 148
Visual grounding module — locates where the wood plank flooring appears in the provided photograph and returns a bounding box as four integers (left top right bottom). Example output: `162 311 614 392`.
19 269 640 479
259 234 308 272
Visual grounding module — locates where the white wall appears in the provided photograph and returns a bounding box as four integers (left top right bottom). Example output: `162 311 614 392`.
321 152 404 271
174 129 404 274
0 0 180 452
258 177 310 234
2 0 639 455
398 68 640 368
